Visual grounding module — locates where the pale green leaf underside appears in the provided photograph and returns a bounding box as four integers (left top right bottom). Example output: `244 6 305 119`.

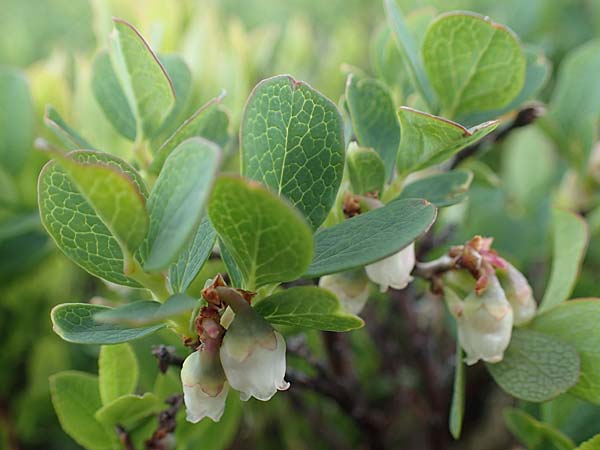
99 343 139 405
111 19 175 138
305 198 436 277
504 408 576 450
44 105 95 150
422 12 526 118
345 75 400 179
50 371 114 450
38 150 148 286
397 107 498 174
144 137 221 271
487 329 580 402
94 295 197 326
254 286 364 331
540 209 588 312
241 75 345 230
347 146 386 195
95 393 162 429
398 170 473 207
531 299 600 404
208 176 314 290
52 303 164 344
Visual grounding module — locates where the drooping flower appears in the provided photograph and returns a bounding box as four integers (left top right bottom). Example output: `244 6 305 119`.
217 288 289 401
446 273 514 365
365 242 415 292
498 262 537 325
319 270 370 314
181 349 229 423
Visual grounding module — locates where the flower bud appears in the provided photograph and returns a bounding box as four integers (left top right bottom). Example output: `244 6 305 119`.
365 242 415 292
448 274 513 365
181 349 229 423
219 302 289 401
319 270 370 314
498 263 537 325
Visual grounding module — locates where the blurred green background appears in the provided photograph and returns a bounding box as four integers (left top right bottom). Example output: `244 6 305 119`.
1 1 600 449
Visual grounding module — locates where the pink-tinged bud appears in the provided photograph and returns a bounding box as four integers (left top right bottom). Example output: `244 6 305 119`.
219 306 289 401
498 263 537 325
365 243 415 292
319 270 370 314
181 349 229 423
449 273 514 365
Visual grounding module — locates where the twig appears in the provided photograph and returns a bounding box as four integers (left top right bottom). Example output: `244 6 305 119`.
116 425 135 450
145 395 184 450
152 345 184 373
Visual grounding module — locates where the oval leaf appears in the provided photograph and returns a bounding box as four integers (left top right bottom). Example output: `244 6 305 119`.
99 343 139 405
398 170 473 207
347 145 386 195
95 393 162 429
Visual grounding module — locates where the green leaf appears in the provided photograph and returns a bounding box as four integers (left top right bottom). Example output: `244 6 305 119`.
95 393 162 429
91 51 137 141
153 294 199 321
154 55 193 139
486 329 580 402
95 295 198 326
577 435 600 450
49 371 114 450
0 66 34 173
383 0 437 110
422 12 526 119
398 170 473 207
144 137 221 271
305 198 436 277
49 150 149 256
44 105 94 150
449 344 465 439
241 74 345 230
540 209 588 312
38 150 148 286
99 343 139 405
51 303 164 344
345 75 400 179
530 299 600 404
218 238 244 289
254 286 364 331
346 145 386 195
110 18 175 138
396 107 498 175
208 176 314 290
504 408 576 450
150 94 230 175
169 217 217 293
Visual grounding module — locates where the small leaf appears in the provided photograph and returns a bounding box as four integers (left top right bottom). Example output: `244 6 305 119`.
346 145 386 195
504 408 576 450
153 294 199 321
241 75 345 230
94 301 160 326
99 343 139 405
91 51 137 141
530 299 600 404
38 150 148 286
486 329 580 402
345 75 400 179
50 150 149 255
305 198 436 277
154 55 193 140
95 393 162 429
0 67 34 173
449 344 465 439
49 371 114 450
254 286 364 331
144 137 221 272
110 18 175 137
383 0 437 110
169 217 217 293
577 435 600 450
208 176 314 290
151 94 229 174
540 209 588 312
44 105 94 150
219 238 244 289
51 303 164 344
398 170 473 207
396 107 498 175
422 12 526 119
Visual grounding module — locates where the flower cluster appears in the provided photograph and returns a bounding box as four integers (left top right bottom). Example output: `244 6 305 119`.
444 237 537 365
181 277 288 423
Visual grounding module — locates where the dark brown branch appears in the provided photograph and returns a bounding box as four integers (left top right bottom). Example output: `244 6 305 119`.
145 395 184 450
152 345 184 373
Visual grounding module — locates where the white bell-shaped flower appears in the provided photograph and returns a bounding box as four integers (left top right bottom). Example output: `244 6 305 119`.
219 300 289 401
181 349 229 423
365 242 415 292
449 274 514 365
498 262 537 325
319 270 370 314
